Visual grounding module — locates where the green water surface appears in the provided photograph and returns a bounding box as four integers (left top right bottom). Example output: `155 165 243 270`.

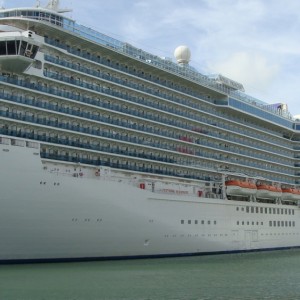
1 250 300 300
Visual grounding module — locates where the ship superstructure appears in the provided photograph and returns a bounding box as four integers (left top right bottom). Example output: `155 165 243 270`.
0 1 300 262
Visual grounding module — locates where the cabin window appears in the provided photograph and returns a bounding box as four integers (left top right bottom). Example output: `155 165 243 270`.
0 42 6 55
7 40 17 55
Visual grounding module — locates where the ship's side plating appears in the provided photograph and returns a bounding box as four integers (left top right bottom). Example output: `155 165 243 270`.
0 138 299 262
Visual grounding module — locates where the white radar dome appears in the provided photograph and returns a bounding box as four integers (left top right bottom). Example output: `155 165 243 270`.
174 45 191 65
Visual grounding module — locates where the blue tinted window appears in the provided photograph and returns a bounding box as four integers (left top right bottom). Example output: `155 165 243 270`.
229 98 293 128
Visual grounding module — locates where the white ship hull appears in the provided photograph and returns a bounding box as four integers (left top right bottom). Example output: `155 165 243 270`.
0 4 300 263
1 142 300 262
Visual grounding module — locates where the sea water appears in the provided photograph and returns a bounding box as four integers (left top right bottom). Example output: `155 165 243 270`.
1 250 300 300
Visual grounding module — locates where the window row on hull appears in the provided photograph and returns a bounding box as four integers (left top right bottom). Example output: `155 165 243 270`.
44 53 291 151
45 37 294 139
40 153 216 184
0 117 296 185
44 70 295 156
0 79 295 172
0 103 295 176
0 129 220 184
44 38 214 103
0 71 293 162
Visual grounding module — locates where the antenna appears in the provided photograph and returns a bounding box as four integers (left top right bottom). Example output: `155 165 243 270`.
36 0 41 7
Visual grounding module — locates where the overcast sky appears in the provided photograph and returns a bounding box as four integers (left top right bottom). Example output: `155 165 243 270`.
5 0 300 116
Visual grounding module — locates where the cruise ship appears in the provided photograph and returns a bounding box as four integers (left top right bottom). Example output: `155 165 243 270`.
1 0 300 263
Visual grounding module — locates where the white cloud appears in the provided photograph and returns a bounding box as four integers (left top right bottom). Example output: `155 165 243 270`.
209 51 280 93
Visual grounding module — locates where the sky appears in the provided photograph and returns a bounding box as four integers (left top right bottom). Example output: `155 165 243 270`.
4 0 300 116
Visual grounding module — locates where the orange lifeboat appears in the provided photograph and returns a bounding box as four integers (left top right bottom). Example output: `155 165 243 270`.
225 180 241 196
226 180 257 196
256 184 270 198
225 180 240 186
294 189 300 201
282 188 300 201
256 184 282 199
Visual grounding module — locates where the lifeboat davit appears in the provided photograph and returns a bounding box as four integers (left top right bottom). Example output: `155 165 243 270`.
256 184 282 199
282 188 300 201
226 180 257 196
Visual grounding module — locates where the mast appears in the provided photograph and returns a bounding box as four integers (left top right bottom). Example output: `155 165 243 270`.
46 0 60 11
45 0 72 13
